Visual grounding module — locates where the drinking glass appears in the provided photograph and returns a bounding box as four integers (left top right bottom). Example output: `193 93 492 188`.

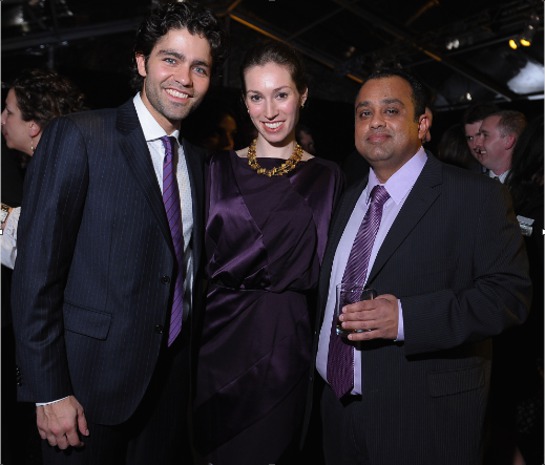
335 283 377 337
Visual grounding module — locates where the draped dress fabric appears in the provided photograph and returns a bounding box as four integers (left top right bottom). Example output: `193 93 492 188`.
195 150 343 465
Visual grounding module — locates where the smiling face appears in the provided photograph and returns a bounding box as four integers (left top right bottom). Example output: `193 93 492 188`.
474 114 512 173
136 27 212 133
464 120 483 160
243 62 307 148
354 76 428 182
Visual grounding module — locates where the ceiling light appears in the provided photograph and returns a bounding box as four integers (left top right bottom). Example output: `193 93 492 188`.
519 24 536 46
344 45 356 59
510 11 541 49
446 38 460 50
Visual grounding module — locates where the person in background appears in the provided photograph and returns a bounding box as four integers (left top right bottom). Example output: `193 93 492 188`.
475 109 527 183
203 108 237 151
1 68 86 269
484 115 544 465
437 122 482 171
506 115 544 465
10 2 225 464
310 68 531 464
296 123 317 154
462 102 500 171
182 98 239 151
194 41 344 465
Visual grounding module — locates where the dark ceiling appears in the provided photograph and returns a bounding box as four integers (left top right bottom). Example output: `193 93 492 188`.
2 0 544 113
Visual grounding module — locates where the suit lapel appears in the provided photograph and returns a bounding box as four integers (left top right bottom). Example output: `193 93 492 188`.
367 155 442 285
116 100 173 249
326 176 369 268
318 175 369 316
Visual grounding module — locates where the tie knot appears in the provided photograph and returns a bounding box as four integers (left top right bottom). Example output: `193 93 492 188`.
161 136 177 158
370 185 390 207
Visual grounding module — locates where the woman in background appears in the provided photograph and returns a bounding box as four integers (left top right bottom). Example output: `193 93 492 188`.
1 68 85 268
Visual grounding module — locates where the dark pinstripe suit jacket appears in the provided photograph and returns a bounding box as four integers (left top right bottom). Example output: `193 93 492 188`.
11 99 205 425
310 154 531 464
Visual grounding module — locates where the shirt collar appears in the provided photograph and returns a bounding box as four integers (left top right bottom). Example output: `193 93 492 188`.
488 169 509 183
133 93 180 144
367 146 428 205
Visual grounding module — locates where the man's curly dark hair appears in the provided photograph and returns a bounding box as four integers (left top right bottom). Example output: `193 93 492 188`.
130 1 226 91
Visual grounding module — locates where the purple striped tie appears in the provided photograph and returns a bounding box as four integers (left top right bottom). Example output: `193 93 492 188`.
161 136 184 346
327 185 390 398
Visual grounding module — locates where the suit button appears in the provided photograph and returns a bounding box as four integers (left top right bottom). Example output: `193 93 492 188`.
161 275 170 284
155 324 164 334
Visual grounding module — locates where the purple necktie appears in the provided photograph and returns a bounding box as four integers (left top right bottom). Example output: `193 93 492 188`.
327 185 390 398
161 136 184 346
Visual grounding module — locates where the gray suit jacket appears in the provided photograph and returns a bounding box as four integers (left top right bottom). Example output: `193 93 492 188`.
11 99 205 425
310 154 531 464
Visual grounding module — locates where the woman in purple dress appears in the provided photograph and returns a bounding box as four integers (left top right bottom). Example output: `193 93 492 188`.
194 41 344 465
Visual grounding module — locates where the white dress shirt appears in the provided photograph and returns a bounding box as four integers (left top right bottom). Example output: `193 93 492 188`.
133 93 194 320
488 169 509 184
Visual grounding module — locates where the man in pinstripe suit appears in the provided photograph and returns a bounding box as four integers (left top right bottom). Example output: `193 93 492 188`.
311 69 531 464
11 3 224 464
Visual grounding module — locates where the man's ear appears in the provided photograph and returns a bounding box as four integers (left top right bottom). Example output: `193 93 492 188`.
504 133 516 150
417 113 431 141
136 54 147 78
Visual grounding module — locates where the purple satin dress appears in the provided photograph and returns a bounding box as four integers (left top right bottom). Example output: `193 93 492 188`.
195 151 343 465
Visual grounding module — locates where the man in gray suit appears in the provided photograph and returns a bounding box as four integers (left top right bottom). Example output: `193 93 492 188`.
312 69 531 464
11 2 224 464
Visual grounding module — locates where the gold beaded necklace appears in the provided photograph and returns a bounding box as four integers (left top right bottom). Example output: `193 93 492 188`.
247 138 303 177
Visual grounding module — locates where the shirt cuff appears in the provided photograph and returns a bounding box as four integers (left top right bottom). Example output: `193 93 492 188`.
36 396 70 407
396 299 405 341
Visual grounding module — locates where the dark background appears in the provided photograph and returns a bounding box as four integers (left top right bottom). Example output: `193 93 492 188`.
1 0 543 161
2 0 544 163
